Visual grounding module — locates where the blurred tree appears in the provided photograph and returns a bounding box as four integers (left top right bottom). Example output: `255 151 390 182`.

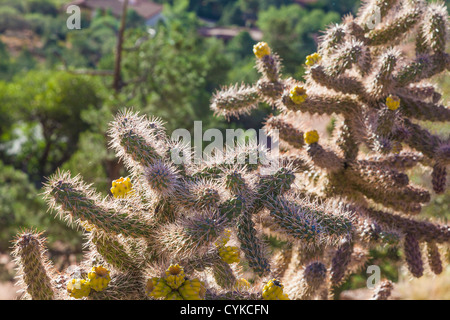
0 160 80 253
24 0 59 16
61 103 117 192
0 71 103 186
238 0 260 26
64 13 118 68
126 8 146 29
0 6 30 32
226 31 254 60
121 14 230 132
308 0 360 15
12 49 37 73
257 5 339 76
225 31 259 84
219 2 245 26
0 40 11 80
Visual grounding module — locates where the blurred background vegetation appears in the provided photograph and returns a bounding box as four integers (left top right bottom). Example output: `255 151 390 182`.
0 0 448 299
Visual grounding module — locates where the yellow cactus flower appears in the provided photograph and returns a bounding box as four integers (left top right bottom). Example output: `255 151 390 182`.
262 279 290 300
253 42 271 59
304 130 320 145
87 266 111 292
179 279 206 300
110 177 133 198
386 95 400 111
165 291 184 300
306 52 322 66
215 229 231 247
67 278 91 299
145 277 172 299
218 246 240 264
289 85 308 105
164 264 186 289
234 278 251 291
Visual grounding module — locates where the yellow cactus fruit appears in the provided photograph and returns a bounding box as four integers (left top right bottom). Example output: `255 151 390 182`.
253 42 271 59
87 265 111 292
305 52 322 66
110 177 133 198
215 229 231 247
304 130 320 145
165 291 184 300
164 264 186 289
178 278 206 300
262 279 290 300
234 278 251 291
289 85 308 104
386 95 401 111
145 277 172 299
67 278 91 299
218 246 240 264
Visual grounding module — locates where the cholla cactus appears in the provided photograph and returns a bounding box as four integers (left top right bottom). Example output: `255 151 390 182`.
210 0 450 299
12 231 56 300
12 107 308 300
11 0 450 300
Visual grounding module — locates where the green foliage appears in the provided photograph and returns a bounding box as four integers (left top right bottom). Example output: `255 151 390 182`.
0 41 12 80
163 0 297 25
0 161 79 252
0 6 30 32
126 8 146 29
65 14 118 68
309 0 360 15
24 0 59 16
335 246 401 299
62 105 115 193
226 31 255 61
257 5 340 76
0 70 103 185
121 17 230 132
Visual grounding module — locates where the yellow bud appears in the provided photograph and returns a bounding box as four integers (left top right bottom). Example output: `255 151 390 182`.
262 279 289 300
179 279 206 300
306 52 322 66
304 130 319 145
146 277 172 299
253 42 271 59
219 246 240 264
164 264 186 289
289 85 308 105
386 95 400 111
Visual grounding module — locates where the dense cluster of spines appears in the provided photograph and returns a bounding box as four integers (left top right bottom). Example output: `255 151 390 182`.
11 0 449 300
12 231 55 300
